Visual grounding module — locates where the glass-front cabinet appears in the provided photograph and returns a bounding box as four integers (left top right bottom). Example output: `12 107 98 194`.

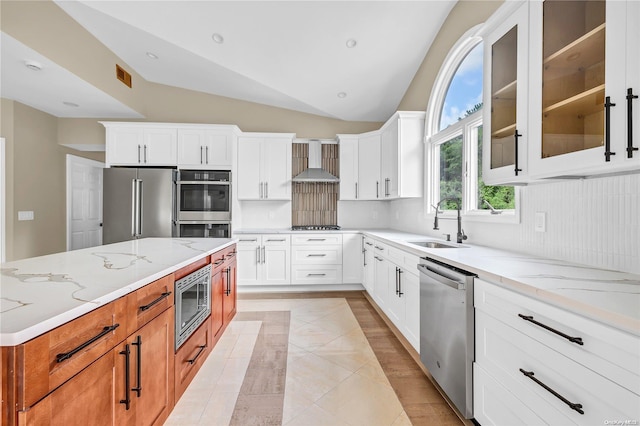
528 0 639 178
483 2 529 185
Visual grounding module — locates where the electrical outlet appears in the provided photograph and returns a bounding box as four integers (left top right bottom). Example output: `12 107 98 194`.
18 211 34 221
535 211 546 232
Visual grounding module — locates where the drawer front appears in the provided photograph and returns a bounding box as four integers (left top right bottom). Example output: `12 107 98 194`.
291 265 342 284
387 246 420 273
473 363 545 426
128 274 174 334
291 234 342 245
174 319 212 401
475 279 640 394
236 235 261 246
363 237 375 252
211 244 237 272
371 240 388 257
476 309 640 425
19 297 128 408
262 235 291 246
291 246 342 265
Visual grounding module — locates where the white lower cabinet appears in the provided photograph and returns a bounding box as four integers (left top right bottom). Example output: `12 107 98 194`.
291 234 343 285
474 278 640 425
365 237 420 351
236 234 290 285
342 233 364 284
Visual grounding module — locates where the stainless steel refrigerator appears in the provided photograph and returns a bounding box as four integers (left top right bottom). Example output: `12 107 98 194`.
103 168 176 244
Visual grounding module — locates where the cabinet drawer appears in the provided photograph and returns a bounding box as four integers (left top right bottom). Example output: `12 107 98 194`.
174 319 212 401
16 297 128 409
236 235 261 246
263 235 291 246
291 265 342 284
127 274 174 334
291 246 342 265
371 240 388 257
476 309 640 424
211 244 237 272
387 246 420 273
475 279 640 394
291 234 342 245
473 363 544 426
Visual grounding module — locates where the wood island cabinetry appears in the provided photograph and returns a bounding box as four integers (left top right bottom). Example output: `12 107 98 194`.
2 244 237 426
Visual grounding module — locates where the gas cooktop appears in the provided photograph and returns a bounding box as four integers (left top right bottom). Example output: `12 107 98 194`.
290 225 341 231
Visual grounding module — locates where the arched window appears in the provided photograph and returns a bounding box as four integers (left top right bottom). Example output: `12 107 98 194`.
425 28 516 217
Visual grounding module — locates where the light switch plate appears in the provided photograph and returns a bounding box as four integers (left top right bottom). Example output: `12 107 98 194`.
18 211 34 221
535 211 546 232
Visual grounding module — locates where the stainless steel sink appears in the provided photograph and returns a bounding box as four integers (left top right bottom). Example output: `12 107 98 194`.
407 240 465 248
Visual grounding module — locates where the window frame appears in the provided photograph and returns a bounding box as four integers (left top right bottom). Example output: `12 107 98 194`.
423 26 520 224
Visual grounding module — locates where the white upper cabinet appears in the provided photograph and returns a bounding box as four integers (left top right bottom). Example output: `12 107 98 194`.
528 0 639 178
177 127 234 169
104 124 177 167
338 135 359 200
380 112 425 198
483 2 529 185
237 133 293 200
358 132 382 200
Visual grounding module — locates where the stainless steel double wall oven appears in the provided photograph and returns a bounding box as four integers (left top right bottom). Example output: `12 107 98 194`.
176 170 232 238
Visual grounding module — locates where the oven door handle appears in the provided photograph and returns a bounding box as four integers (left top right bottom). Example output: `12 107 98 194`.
417 264 465 290
177 181 231 185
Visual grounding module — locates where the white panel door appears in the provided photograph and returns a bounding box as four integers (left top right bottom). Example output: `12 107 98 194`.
143 128 177 165
67 155 103 251
402 270 420 351
373 254 388 308
237 137 262 200
177 129 207 167
263 244 291 285
338 137 359 200
358 133 381 200
262 138 291 200
206 131 232 168
236 238 261 285
107 127 143 165
386 263 404 328
342 233 363 284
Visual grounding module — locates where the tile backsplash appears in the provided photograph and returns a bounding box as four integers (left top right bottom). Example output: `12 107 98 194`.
291 143 339 226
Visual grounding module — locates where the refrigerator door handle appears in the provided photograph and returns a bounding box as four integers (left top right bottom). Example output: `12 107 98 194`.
131 179 137 237
136 179 143 236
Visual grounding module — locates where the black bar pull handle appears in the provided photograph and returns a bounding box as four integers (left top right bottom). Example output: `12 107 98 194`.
518 314 583 345
139 291 172 312
514 130 523 176
519 369 584 414
398 269 404 297
627 88 639 158
225 267 231 296
56 323 120 363
119 344 131 410
187 345 207 365
605 96 616 161
131 335 142 397
213 257 225 266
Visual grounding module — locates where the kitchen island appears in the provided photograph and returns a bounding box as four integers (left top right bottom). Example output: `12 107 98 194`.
1 237 236 426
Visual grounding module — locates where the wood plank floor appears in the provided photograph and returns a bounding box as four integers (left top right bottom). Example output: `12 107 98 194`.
165 291 462 425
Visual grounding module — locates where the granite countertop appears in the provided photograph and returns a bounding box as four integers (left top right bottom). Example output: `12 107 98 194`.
0 238 236 346
360 229 640 337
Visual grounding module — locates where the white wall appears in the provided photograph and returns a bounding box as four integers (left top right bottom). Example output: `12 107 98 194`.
389 173 640 275
237 201 292 229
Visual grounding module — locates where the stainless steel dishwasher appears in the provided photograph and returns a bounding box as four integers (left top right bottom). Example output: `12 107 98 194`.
418 257 476 419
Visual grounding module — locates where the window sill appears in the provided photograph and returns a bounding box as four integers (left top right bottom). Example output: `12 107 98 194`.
430 210 520 225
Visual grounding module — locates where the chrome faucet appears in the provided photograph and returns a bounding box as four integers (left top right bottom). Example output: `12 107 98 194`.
433 198 467 244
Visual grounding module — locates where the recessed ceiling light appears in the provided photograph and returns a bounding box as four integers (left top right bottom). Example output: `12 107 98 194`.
146 52 159 59
24 60 42 71
346 39 357 48
212 33 224 44
63 101 79 107
337 92 347 98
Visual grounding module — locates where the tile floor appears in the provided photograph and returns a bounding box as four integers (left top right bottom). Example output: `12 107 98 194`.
165 293 461 426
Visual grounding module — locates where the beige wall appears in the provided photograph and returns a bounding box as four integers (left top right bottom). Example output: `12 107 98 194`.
1 99 15 261
398 0 503 112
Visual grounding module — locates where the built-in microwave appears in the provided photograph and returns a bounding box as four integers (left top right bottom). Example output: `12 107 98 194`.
177 170 231 221
175 263 212 349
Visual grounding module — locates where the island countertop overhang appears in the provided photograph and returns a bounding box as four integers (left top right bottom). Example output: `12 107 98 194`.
0 238 236 346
